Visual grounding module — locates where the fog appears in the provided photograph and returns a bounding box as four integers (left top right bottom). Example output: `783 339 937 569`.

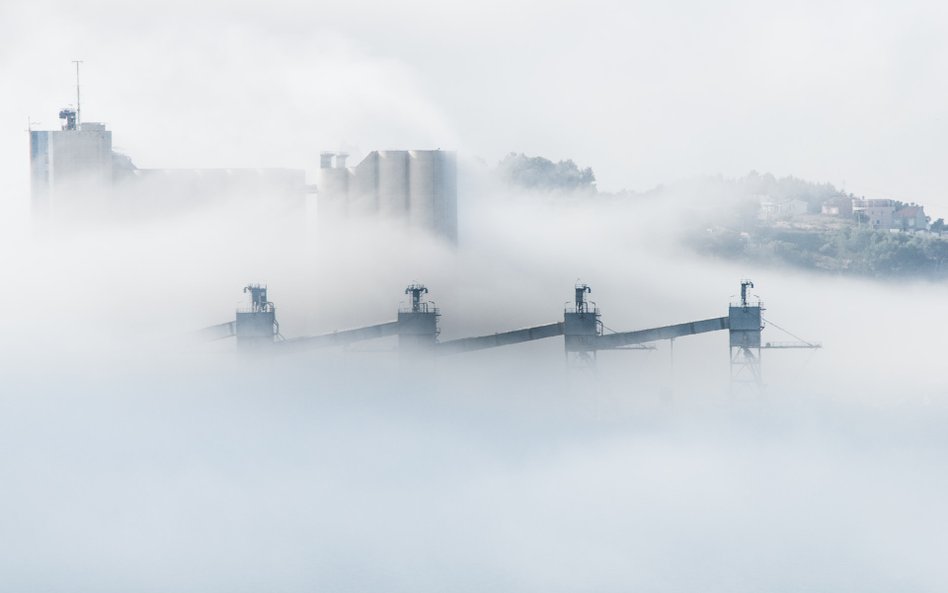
4 0 948 207
1 178 947 590
3 1 948 591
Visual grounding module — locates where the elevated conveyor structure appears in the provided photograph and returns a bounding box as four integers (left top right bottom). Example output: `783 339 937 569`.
198 283 442 354
435 284 595 356
587 317 730 350
195 321 236 342
437 322 565 355
277 282 442 354
277 321 401 352
197 279 819 391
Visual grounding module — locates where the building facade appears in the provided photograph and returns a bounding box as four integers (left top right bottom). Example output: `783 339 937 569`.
30 114 113 219
852 198 896 229
892 205 928 231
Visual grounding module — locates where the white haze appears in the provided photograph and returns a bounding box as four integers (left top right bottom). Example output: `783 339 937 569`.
2 1 948 591
0 177 946 591
3 0 948 208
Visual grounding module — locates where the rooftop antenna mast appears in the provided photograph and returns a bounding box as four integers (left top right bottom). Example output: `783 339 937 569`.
72 60 83 127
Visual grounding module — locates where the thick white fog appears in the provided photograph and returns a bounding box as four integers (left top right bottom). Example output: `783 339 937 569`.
3 1 948 591
1 181 947 591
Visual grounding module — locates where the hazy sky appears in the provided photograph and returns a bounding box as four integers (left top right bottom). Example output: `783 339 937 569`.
3 0 948 213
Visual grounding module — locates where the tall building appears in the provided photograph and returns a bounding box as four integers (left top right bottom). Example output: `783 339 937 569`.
317 150 458 244
30 109 113 219
27 104 453 237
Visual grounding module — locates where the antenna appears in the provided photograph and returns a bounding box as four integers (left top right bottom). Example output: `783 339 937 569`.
72 60 83 127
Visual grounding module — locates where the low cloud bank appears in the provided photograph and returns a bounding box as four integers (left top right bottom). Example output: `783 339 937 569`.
0 180 946 591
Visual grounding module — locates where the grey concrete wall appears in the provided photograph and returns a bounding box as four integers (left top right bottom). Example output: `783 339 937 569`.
378 151 409 220
348 152 378 216
316 149 458 244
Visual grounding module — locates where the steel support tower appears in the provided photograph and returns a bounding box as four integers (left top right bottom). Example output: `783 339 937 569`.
397 283 440 353
235 284 278 351
728 280 763 394
563 284 601 368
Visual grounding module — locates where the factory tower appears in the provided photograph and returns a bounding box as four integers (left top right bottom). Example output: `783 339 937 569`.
30 109 113 220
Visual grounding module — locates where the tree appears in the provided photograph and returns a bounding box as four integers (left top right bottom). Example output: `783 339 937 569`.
497 153 596 192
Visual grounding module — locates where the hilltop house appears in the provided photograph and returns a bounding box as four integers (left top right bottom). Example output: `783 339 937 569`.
820 195 853 217
852 198 896 229
759 196 808 220
892 205 929 231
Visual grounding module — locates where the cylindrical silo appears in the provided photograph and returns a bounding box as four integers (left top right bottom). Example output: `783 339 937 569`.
408 150 437 233
378 151 409 221
435 151 458 244
409 150 457 243
316 158 349 227
348 152 378 216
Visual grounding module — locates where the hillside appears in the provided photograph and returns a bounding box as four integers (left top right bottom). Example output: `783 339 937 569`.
494 157 948 279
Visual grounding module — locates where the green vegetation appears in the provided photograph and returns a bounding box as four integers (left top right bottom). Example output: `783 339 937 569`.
671 172 947 279
693 226 948 278
493 156 947 280
497 153 596 192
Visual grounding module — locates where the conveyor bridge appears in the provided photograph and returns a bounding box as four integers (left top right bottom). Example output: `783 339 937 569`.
199 280 819 389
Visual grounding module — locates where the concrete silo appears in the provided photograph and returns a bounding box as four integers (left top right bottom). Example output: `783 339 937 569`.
315 149 457 243
316 152 350 224
408 150 436 232
378 151 410 221
409 150 457 243
348 152 378 216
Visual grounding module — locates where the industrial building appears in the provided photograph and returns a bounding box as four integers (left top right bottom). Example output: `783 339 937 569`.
29 107 456 243
29 109 113 220
30 107 308 223
29 71 457 239
317 150 458 244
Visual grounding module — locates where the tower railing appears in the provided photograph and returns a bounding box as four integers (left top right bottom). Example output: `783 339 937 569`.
398 303 439 315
